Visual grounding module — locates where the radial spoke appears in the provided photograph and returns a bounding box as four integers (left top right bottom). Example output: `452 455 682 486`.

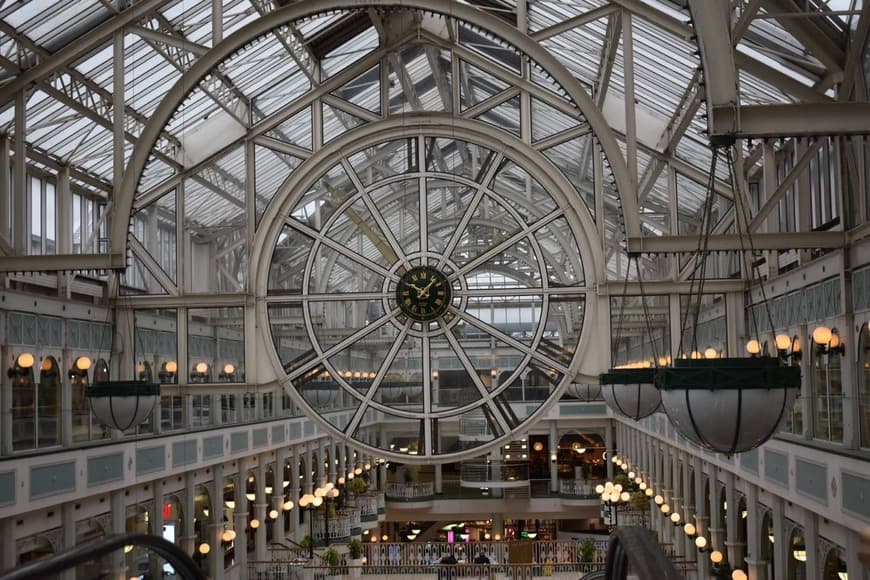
288 308 399 380
437 153 503 270
450 306 570 374
443 326 511 434
343 158 411 270
286 217 399 281
456 287 587 297
266 293 391 303
345 319 413 436
449 210 563 280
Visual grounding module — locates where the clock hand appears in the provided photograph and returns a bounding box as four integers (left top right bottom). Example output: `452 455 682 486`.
418 278 437 299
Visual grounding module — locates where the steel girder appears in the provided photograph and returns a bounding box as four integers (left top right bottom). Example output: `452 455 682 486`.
112 0 642 264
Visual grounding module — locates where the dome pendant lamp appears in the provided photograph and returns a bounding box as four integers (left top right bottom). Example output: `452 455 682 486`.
600 256 662 421
654 147 800 454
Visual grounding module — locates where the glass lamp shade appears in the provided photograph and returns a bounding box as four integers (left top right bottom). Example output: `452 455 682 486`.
565 382 602 402
600 368 661 420
86 381 159 431
655 357 800 454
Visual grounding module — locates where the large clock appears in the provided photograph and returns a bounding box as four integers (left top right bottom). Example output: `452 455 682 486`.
264 126 594 463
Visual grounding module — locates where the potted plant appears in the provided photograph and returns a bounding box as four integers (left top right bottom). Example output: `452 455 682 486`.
347 537 363 578
577 537 596 563
322 547 341 567
348 538 363 561
347 477 368 494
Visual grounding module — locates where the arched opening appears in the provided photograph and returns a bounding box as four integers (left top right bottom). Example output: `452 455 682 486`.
822 546 846 580
787 527 806 580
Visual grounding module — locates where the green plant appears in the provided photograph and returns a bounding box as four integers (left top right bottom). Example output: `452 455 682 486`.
300 535 313 548
577 537 596 563
613 473 630 489
322 547 341 567
630 490 648 510
348 538 362 560
347 477 368 494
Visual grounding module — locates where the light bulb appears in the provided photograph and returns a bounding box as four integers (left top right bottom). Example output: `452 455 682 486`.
710 550 723 564
812 326 832 346
732 570 747 580
221 530 234 542
595 484 605 494
250 519 260 529
654 495 664 505
645 488 653 497
199 543 210 555
620 491 630 502
746 339 761 355
670 512 681 524
695 536 707 549
269 509 279 519
704 347 718 359
76 356 92 371
195 362 208 374
628 471 635 478
639 482 647 490
16 353 34 369
165 360 178 373
829 332 841 348
614 484 623 493
223 363 235 375
683 523 696 536
283 500 294 511
661 504 670 514
775 334 791 350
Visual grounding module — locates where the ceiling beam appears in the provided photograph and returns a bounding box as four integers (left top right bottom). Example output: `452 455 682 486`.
0 252 126 273
0 0 172 106
711 102 870 138
627 231 845 253
765 0 844 74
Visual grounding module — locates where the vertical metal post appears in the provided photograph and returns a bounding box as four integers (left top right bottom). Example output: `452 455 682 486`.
0 135 10 244
622 10 638 196
13 90 27 254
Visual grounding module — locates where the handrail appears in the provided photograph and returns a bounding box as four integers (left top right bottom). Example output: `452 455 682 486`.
0 533 205 580
604 527 682 580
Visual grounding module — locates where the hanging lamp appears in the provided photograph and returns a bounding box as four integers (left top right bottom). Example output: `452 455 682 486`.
565 382 602 402
599 257 662 421
654 147 800 454
87 380 160 431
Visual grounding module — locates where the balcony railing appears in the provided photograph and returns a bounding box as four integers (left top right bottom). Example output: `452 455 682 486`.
361 539 608 567
559 479 604 499
248 561 607 580
459 461 529 486
385 482 435 501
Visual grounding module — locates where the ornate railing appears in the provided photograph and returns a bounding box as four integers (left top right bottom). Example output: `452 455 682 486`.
385 482 435 500
459 461 529 485
559 479 605 498
248 561 606 579
361 539 608 567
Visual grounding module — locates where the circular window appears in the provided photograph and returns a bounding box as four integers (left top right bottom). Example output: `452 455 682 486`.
265 129 591 462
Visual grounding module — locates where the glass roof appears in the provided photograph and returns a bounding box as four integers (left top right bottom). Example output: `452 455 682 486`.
0 0 855 262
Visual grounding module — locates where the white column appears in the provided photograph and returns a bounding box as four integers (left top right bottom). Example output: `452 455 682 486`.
744 483 766 580
771 497 787 580
254 458 268 560
549 423 559 493
13 90 27 255
210 463 226 580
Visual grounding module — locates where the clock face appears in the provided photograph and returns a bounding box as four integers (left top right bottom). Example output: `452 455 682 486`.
265 131 590 463
395 266 452 321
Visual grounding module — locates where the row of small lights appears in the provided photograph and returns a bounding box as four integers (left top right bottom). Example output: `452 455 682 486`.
608 455 749 580
7 353 241 378
613 325 843 369
192 461 382 555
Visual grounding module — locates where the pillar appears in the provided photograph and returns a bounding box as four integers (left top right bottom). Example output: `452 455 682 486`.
111 490 126 580
434 464 443 494
605 422 614 480
234 461 250 572
802 510 819 580
0 518 14 571
254 458 268 560
209 463 226 580
724 473 744 570
549 423 559 492
745 484 766 580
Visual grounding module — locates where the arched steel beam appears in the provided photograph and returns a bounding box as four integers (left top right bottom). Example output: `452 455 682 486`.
113 0 640 261
686 0 739 147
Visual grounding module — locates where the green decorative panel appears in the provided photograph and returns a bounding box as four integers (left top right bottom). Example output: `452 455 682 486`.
0 472 14 504
842 471 870 520
272 425 285 444
31 462 75 498
231 431 249 452
136 446 165 474
740 449 759 473
253 428 268 447
795 459 827 503
203 436 224 459
87 453 123 486
304 421 315 436
560 404 607 416
764 450 788 486
172 440 197 467
290 423 302 440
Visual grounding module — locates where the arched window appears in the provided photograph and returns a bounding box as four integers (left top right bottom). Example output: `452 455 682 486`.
811 327 844 441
